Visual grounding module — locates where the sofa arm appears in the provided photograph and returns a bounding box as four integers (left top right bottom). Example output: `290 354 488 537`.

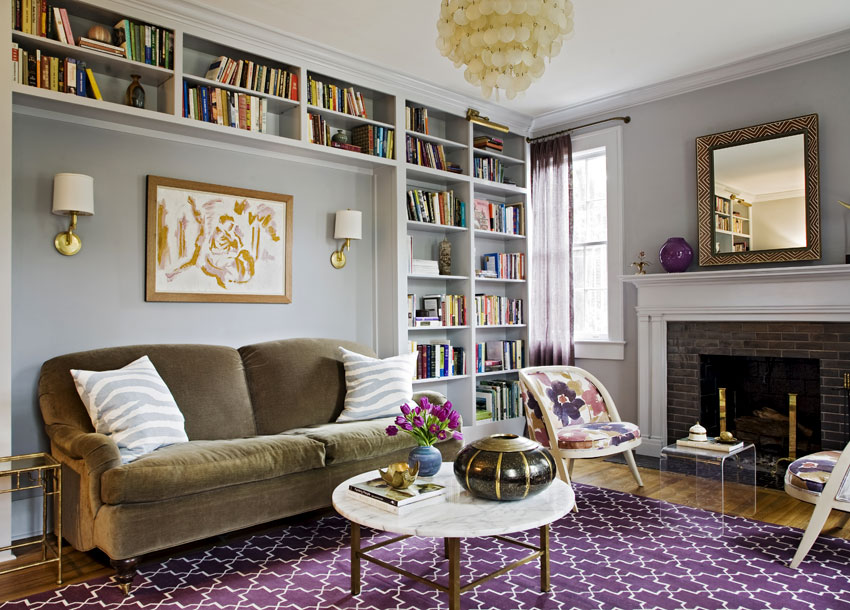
48 424 121 466
412 391 448 406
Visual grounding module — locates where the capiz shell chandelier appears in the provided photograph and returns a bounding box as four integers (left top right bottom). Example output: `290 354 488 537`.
436 0 574 99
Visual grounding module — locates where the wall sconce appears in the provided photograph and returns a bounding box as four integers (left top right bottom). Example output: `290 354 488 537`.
330 209 362 269
52 173 94 256
466 108 509 133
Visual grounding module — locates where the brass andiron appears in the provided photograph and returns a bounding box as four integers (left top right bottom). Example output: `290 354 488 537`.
718 388 727 435
774 393 798 475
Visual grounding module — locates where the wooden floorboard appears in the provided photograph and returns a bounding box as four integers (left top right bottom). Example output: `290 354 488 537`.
1 459 847 602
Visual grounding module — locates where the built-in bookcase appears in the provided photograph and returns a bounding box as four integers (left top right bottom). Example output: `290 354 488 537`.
9 0 530 443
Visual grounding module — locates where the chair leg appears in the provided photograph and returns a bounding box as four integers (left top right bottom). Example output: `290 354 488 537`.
623 449 644 487
790 501 833 568
567 459 575 480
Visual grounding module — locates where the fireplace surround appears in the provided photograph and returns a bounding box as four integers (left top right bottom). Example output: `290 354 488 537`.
624 264 850 457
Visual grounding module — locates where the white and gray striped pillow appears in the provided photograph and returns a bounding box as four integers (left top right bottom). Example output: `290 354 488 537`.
70 355 189 463
336 347 417 422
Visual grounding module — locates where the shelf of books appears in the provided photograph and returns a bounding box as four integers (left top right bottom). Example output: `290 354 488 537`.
306 71 395 159
471 123 526 189
12 1 175 115
182 33 300 138
405 101 468 175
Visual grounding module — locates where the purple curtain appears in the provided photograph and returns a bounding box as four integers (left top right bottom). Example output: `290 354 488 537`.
529 135 574 366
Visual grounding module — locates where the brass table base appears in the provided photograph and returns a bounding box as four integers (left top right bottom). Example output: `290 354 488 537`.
349 522 551 610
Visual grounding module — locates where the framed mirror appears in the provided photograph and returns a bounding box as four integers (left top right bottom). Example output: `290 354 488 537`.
696 114 820 266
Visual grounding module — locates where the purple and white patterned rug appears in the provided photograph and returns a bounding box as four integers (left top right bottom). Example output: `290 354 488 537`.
4 484 850 610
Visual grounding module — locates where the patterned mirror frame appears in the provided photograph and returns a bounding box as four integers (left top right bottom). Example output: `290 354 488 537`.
696 113 820 266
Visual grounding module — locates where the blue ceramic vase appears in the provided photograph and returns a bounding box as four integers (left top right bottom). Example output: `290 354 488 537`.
408 445 442 477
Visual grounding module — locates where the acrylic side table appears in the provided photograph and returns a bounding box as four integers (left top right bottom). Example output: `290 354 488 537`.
659 442 756 536
0 453 62 584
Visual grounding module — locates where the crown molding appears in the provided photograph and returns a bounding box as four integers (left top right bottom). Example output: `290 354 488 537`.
105 0 534 135
530 28 850 136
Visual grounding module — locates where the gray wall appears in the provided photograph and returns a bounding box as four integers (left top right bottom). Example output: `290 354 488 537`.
575 50 850 428
11 114 375 535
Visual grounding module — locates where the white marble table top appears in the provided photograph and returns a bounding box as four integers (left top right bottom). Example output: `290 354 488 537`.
332 462 575 538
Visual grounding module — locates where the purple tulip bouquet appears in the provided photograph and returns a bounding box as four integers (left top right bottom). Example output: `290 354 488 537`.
385 397 463 446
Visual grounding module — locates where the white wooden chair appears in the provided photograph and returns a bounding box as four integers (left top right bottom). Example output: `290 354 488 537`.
784 440 850 568
518 366 643 500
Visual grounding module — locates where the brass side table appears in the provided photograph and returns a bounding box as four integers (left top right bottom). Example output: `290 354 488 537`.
0 453 62 584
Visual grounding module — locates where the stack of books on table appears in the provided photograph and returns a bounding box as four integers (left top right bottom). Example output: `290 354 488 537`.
411 259 439 276
347 478 446 513
675 438 744 452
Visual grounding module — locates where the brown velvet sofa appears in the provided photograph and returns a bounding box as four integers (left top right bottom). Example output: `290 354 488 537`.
38 338 460 592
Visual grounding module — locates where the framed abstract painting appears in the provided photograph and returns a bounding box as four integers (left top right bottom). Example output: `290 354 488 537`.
146 176 293 303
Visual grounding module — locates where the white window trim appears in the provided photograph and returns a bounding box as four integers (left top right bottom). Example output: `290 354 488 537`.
572 126 624 360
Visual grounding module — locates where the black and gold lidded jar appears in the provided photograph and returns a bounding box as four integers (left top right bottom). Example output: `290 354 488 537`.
453 434 555 501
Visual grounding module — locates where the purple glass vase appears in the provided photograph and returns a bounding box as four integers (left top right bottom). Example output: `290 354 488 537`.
659 237 693 273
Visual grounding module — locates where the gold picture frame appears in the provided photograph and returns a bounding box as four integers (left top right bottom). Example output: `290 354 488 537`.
146 176 293 303
695 114 820 266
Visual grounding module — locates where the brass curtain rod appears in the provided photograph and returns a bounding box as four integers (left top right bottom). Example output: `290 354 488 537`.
526 115 631 143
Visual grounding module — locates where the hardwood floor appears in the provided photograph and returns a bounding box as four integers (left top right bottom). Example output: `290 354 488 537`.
1 459 847 603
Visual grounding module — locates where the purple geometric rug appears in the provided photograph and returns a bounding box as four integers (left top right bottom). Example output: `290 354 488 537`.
4 484 850 610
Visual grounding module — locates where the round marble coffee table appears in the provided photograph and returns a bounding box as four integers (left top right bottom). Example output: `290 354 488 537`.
332 462 574 610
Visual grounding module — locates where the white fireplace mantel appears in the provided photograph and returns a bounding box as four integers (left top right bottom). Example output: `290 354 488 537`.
622 264 850 456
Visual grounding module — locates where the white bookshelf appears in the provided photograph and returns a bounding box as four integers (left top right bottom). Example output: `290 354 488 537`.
9 0 530 442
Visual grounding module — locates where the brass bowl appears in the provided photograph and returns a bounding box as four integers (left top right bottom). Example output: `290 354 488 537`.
378 461 419 489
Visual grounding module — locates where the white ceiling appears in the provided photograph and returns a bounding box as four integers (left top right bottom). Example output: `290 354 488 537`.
200 0 850 119
714 134 805 199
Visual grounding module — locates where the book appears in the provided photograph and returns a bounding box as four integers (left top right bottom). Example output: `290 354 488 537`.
78 37 126 58
675 438 744 453
85 68 101 100
347 477 446 512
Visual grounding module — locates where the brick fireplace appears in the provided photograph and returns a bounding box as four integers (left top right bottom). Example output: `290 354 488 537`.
624 265 850 457
666 321 849 452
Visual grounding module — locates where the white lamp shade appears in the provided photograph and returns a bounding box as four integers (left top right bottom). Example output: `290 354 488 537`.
334 209 362 240
52 173 94 216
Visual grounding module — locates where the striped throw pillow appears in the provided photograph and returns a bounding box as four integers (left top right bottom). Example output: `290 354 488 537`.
70 356 189 463
336 347 417 422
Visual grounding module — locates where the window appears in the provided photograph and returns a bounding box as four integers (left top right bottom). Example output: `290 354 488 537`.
571 127 624 359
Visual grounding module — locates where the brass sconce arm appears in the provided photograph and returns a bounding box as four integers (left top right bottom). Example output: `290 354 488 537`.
331 238 352 269
55 212 82 256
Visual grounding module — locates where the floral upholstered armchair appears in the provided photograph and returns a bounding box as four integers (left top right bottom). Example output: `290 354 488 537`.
519 366 643 500
784 441 850 568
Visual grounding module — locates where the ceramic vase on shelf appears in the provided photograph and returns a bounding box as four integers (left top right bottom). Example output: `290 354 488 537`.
408 444 442 477
659 237 693 273
453 434 554 501
331 130 349 145
125 75 145 109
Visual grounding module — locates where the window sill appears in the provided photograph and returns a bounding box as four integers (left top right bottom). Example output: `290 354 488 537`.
575 340 625 361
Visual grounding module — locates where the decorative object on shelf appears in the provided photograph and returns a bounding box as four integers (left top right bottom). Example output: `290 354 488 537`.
384 396 462 478
331 130 349 145
659 237 693 273
437 0 575 99
86 24 113 44
465 108 508 133
438 238 452 275
688 422 708 442
378 462 419 489
330 209 362 269
631 251 650 275
145 176 293 303
52 173 94 257
124 75 145 109
715 431 738 443
453 434 554 501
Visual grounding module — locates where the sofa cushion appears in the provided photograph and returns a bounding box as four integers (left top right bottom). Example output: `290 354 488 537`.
40 344 256 441
101 435 325 504
283 418 417 465
239 338 377 433
71 355 189 464
336 348 417 421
